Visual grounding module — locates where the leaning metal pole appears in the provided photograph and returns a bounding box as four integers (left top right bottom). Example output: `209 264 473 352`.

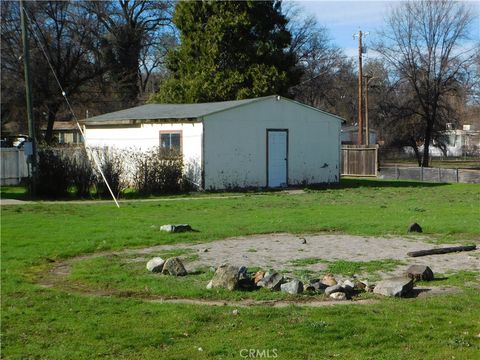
357 30 364 145
20 0 37 195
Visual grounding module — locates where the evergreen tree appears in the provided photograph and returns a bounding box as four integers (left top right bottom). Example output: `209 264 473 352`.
152 0 300 103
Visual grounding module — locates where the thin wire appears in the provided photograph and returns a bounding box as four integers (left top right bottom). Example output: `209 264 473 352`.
22 6 120 208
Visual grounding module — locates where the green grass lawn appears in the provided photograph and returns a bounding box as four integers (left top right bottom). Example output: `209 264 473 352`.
1 179 480 359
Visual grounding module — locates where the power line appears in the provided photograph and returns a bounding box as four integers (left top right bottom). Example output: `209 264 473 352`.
19 0 37 196
22 6 120 208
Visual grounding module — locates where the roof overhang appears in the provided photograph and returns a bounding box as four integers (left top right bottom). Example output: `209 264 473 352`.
81 117 201 127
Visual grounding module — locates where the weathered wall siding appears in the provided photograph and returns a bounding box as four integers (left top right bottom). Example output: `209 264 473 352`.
1 148 29 185
379 167 480 184
84 122 202 184
203 98 341 189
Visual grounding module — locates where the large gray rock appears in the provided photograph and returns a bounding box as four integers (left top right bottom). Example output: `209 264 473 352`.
330 292 347 300
253 271 265 284
321 273 337 287
238 266 248 280
162 257 187 276
373 277 414 297
146 257 165 273
405 265 434 281
342 279 355 293
257 272 284 291
305 280 326 292
325 284 344 296
354 280 367 291
237 266 255 290
160 224 193 233
280 280 304 295
211 264 240 291
311 279 328 290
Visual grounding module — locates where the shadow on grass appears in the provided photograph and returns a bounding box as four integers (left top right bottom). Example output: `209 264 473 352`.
0 186 93 201
313 178 450 190
0 185 192 202
1 178 451 202
0 186 30 200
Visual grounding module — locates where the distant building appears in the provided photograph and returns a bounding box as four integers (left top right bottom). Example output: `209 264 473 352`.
41 121 83 145
341 125 377 145
431 124 480 157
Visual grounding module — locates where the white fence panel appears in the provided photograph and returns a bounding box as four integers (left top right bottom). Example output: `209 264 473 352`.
1 148 29 185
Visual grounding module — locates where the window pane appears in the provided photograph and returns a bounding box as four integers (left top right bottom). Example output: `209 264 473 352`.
170 133 180 150
160 132 181 155
160 134 170 149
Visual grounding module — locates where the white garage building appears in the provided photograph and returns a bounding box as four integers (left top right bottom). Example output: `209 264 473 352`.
82 95 342 190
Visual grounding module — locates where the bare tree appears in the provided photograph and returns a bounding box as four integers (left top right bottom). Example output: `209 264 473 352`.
285 3 357 123
375 0 477 166
86 0 174 107
139 31 177 98
1 1 105 142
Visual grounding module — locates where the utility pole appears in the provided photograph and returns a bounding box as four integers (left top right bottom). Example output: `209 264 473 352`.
353 30 368 145
364 74 374 146
20 0 37 195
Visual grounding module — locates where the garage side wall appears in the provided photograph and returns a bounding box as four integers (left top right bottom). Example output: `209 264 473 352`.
203 98 340 190
84 122 202 185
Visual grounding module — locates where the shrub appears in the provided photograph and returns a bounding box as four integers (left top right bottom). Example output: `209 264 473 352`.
35 146 191 198
93 147 128 198
69 147 96 198
132 148 184 195
36 147 71 198
36 146 97 198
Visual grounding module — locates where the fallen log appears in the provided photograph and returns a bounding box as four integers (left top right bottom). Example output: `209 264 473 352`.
407 245 477 257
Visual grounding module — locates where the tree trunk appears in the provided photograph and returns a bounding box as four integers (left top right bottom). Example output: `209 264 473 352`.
44 104 59 144
421 121 433 167
410 139 422 166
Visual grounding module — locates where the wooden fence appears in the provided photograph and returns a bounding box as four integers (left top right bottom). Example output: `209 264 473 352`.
341 145 378 177
378 166 480 184
1 148 29 185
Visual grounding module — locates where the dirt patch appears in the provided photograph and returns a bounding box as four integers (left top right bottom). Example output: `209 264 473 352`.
36 233 477 307
130 233 479 278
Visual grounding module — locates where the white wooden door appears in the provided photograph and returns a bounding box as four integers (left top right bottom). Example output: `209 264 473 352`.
267 130 288 187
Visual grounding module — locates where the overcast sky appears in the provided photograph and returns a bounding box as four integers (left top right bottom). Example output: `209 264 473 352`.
295 0 480 59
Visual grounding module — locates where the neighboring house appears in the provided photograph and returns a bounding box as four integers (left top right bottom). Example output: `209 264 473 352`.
430 125 480 157
81 95 343 190
41 121 83 145
341 125 377 145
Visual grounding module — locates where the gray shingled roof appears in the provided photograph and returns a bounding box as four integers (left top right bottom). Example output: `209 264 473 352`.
82 97 269 125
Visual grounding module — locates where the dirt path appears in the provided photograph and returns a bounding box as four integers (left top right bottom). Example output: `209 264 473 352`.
0 198 33 205
1 190 306 206
36 233 477 307
0 195 244 206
